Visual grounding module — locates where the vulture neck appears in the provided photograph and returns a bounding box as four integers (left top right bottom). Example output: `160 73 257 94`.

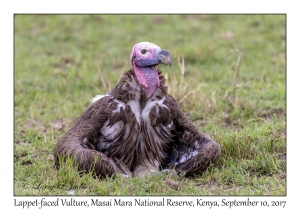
134 66 160 96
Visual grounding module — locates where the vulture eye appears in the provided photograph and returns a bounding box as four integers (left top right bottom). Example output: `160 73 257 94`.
141 49 147 54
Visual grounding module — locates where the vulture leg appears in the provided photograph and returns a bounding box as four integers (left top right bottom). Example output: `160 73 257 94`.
172 139 221 176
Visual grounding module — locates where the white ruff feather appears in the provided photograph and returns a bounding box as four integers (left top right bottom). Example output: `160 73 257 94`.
141 97 166 121
127 100 141 124
90 94 108 103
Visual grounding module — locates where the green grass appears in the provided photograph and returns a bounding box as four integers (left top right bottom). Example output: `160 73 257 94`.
14 14 286 195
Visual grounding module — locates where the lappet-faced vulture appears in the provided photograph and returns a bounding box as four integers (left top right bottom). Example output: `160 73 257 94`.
54 42 220 177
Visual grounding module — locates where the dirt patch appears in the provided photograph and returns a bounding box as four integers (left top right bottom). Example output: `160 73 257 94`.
196 181 219 189
225 185 244 192
23 119 45 131
222 117 243 130
15 142 30 146
14 152 28 162
54 57 73 69
276 172 286 180
50 119 67 131
21 160 33 166
49 118 73 133
260 108 285 122
194 119 211 127
151 16 164 24
164 179 181 190
220 31 234 39
278 153 286 160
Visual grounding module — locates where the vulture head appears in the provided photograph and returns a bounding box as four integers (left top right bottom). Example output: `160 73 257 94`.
130 42 172 95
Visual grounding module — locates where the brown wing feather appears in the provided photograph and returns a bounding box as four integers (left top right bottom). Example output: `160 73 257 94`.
164 94 220 172
165 94 210 145
53 96 115 178
103 105 141 169
164 94 221 175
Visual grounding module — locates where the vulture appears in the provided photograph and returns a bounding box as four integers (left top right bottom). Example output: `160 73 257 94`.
54 42 221 178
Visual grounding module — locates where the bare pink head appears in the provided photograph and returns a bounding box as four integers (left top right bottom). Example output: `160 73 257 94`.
130 42 172 95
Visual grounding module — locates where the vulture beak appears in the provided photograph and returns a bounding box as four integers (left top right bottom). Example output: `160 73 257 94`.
158 50 172 67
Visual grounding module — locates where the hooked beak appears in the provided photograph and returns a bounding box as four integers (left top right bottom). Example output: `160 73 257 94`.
158 50 172 67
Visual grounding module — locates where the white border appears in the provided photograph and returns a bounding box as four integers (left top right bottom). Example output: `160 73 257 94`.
2 0 298 209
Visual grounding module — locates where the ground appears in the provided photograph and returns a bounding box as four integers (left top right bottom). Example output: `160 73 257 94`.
14 14 285 195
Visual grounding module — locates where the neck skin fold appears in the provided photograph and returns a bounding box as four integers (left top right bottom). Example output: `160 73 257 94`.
134 66 160 96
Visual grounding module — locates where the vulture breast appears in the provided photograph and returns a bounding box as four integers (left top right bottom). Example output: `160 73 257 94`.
94 94 174 170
